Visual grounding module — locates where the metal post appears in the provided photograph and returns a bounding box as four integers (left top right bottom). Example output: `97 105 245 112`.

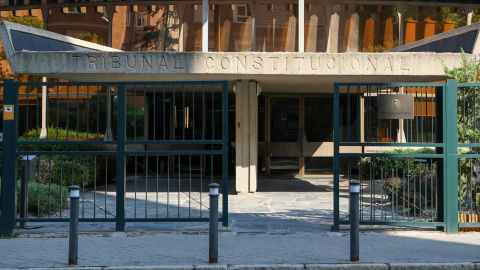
19 156 30 228
209 183 219 263
68 185 80 265
331 83 340 232
1 79 18 238
445 79 459 233
350 180 360 262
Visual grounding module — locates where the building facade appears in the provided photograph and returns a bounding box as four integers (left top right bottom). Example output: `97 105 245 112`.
1 0 479 194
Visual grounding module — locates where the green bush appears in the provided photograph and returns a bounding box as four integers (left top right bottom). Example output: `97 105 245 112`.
20 181 69 215
18 127 109 187
357 148 436 178
0 179 68 216
21 126 104 141
458 155 480 215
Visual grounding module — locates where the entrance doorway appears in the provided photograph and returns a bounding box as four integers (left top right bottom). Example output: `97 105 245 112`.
262 95 335 177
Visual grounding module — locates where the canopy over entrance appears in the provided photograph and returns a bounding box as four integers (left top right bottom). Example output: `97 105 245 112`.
0 21 477 93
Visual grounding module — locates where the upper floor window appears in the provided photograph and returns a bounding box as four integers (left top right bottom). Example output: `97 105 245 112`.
126 11 131 26
68 7 80 14
136 12 147 27
234 4 251 23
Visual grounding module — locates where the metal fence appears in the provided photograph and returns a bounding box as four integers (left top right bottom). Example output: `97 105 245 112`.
0 80 229 236
333 82 451 231
457 82 480 231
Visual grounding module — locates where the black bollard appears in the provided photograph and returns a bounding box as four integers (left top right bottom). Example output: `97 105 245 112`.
350 180 360 262
68 185 80 265
209 183 220 263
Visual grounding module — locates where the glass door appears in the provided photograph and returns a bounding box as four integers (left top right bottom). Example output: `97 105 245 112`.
266 96 301 175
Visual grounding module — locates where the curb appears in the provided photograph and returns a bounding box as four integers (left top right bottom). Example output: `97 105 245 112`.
2 263 479 270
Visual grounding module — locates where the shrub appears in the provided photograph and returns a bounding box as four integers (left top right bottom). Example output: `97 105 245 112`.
458 156 480 215
357 148 436 178
18 127 109 187
21 126 105 141
20 181 69 215
1 179 68 216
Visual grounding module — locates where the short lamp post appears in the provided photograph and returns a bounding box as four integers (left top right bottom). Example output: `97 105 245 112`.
209 183 220 263
68 185 80 265
350 180 360 262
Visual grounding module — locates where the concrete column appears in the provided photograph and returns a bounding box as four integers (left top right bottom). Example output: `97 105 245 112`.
40 77 47 138
105 5 115 47
298 0 305 52
235 80 259 194
177 4 187 52
346 7 359 52
40 8 49 138
41 7 49 30
326 4 341 53
466 7 474 26
252 2 258 52
396 3 406 46
202 0 209 52
104 5 115 140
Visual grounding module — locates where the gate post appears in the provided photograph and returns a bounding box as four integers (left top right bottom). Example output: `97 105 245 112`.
116 83 126 231
1 79 18 237
444 79 459 233
331 83 340 232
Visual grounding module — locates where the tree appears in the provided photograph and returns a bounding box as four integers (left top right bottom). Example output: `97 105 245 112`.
442 50 480 215
74 32 106 46
141 5 179 51
442 50 480 142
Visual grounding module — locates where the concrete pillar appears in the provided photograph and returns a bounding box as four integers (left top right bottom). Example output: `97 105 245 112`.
235 80 259 194
345 6 359 52
298 0 305 52
40 77 47 138
252 3 258 52
396 3 405 46
40 8 49 138
104 5 115 47
104 5 115 140
326 4 341 53
466 7 474 26
177 4 187 51
202 0 209 52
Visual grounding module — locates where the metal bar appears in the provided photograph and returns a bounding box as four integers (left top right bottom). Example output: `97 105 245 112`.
332 83 341 232
145 156 148 218
221 80 229 227
183 84 185 140
156 156 159 218
1 79 18 237
178 155 181 218
87 86 90 139
116 83 127 231
76 85 80 141
153 85 156 140
445 79 459 232
167 155 170 218
134 155 138 218
347 86 351 142
94 156 97 218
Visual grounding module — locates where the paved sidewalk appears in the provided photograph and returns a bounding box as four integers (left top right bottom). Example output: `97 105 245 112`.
1 177 479 269
0 230 479 269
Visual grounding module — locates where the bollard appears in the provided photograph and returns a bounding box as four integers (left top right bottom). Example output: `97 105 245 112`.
350 180 360 262
209 183 220 263
68 185 80 265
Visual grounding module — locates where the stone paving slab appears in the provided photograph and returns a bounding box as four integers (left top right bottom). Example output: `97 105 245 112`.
0 231 479 269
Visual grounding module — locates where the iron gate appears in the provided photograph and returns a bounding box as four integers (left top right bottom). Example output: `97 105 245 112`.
0 79 229 237
332 81 458 232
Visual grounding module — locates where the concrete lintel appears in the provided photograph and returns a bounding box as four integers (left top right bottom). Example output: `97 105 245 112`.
7 52 463 79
